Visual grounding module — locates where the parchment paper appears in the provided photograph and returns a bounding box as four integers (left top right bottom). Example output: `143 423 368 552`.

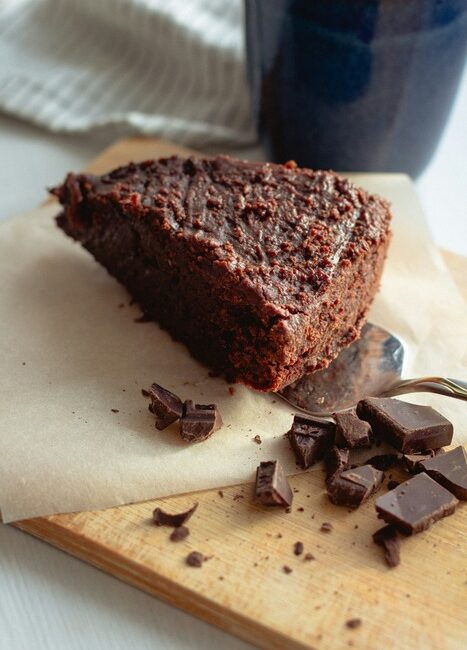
0 174 465 522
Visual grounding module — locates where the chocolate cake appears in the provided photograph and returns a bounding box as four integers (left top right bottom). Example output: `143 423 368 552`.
52 155 391 391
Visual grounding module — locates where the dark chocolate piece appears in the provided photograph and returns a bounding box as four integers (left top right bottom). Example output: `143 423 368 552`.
373 524 401 568
253 435 262 444
170 526 190 542
320 522 333 533
357 397 453 453
148 383 183 430
325 446 350 484
327 464 384 507
419 446 467 500
402 449 442 474
153 502 198 527
53 156 391 392
334 409 371 448
282 565 293 574
346 619 362 629
304 553 315 561
293 541 304 556
287 414 335 469
186 551 204 567
365 454 399 471
375 473 458 535
179 400 222 442
255 460 293 507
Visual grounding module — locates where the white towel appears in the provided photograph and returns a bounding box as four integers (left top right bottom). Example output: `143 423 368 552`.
0 0 256 148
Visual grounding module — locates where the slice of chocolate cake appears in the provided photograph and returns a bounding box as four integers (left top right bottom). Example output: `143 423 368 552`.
52 155 391 391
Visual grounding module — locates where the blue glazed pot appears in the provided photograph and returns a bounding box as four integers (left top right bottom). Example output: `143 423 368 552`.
245 0 467 177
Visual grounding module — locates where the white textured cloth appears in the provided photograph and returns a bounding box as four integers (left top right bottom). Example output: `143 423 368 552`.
0 0 256 148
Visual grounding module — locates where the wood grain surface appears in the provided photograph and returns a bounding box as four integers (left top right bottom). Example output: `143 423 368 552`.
14 138 467 650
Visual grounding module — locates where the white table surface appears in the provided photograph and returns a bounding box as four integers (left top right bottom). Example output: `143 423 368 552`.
0 67 466 650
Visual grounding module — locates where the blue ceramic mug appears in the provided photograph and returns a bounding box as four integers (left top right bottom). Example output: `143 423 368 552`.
245 0 467 177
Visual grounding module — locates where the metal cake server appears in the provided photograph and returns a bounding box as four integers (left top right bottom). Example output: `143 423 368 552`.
278 323 467 417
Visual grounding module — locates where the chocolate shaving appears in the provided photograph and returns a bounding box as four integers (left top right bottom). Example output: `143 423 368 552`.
153 502 198 527
373 524 401 567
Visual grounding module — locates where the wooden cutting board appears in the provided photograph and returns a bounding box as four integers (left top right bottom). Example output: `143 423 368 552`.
14 138 467 650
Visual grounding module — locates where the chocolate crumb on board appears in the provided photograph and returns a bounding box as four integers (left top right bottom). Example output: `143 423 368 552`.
346 619 362 630
387 480 400 491
304 552 315 561
153 503 198 527
294 541 304 556
186 551 205 567
218 490 224 498
255 460 293 507
141 388 150 398
320 522 333 533
297 506 304 512
228 386 236 396
170 526 190 542
179 400 222 442
373 524 401 567
111 408 119 413
253 434 262 444
282 565 293 574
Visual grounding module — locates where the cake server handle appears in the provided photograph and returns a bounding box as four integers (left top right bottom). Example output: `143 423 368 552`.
380 376 467 401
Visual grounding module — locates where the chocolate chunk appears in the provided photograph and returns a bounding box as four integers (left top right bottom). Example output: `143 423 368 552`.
153 502 198 527
304 552 315 561
320 522 333 533
186 551 204 567
346 618 362 629
365 454 399 471
170 526 190 542
148 383 183 430
253 434 262 444
334 409 371 448
293 541 304 556
179 400 222 442
325 446 350 484
282 565 293 574
357 397 453 453
327 465 384 508
402 449 442 473
287 414 335 469
375 473 458 535
373 524 401 567
255 460 293 507
419 446 467 500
